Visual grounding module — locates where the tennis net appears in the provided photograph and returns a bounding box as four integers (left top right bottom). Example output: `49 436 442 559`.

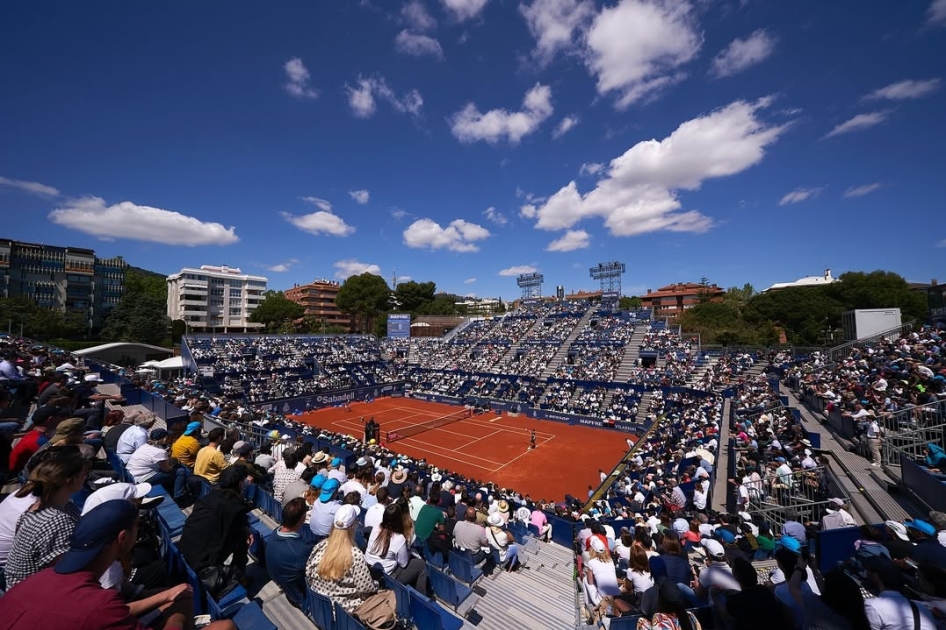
385 407 473 443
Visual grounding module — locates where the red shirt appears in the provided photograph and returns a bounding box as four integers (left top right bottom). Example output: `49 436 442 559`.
0 567 143 630
8 430 45 473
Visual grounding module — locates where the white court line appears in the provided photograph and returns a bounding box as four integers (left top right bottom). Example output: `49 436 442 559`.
394 437 502 472
398 434 505 467
458 428 503 450
492 436 555 473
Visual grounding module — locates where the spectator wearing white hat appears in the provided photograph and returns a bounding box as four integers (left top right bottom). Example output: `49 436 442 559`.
485 512 520 572
115 412 156 464
820 498 857 530
305 503 379 614
695 538 741 606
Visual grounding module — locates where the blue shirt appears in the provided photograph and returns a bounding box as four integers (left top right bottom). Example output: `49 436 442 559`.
264 530 316 606
309 500 340 537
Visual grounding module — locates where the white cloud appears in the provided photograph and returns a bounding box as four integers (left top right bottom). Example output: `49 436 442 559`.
390 208 409 220
498 264 538 276
449 83 553 144
553 115 580 138
281 208 355 237
265 259 300 273
779 187 822 206
284 57 319 99
0 175 60 197
928 0 946 26
843 183 882 198
440 0 489 22
483 206 508 225
403 218 490 252
579 162 604 176
824 110 891 138
395 30 445 59
710 29 776 78
519 204 537 219
49 197 239 246
464 277 477 283
345 76 424 118
546 229 590 251
398 275 413 282
300 196 333 212
334 259 381 279
349 189 370 204
865 78 941 101
519 0 595 64
402 0 437 30
529 97 788 236
585 0 701 108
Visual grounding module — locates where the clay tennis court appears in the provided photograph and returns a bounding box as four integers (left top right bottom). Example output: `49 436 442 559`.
293 397 633 501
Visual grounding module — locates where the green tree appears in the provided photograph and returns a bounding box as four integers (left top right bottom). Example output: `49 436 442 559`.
619 295 643 310
336 273 393 333
418 293 463 316
394 281 436 313
248 291 305 332
100 292 169 345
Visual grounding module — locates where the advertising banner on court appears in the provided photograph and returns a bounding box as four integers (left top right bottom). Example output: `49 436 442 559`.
259 381 407 415
387 313 412 339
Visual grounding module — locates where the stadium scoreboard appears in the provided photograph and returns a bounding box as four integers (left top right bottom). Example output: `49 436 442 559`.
387 313 411 339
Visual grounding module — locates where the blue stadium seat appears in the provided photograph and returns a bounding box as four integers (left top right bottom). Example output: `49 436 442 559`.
380 574 412 624
333 601 367 630
408 585 463 630
230 601 277 630
422 543 446 570
608 614 642 629
427 566 476 614
305 588 335 630
447 552 483 586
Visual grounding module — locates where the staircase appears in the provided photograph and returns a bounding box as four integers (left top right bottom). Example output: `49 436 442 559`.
614 328 647 380
687 355 720 386
540 306 597 378
497 317 544 366
632 390 654 424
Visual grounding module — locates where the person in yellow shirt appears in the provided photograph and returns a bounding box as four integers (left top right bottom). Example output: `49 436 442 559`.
194 427 228 484
170 421 204 468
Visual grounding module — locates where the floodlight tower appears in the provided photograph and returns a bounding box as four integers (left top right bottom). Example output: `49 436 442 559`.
590 261 625 307
516 273 544 300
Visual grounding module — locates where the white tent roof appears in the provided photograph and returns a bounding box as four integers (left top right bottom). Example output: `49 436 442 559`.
154 356 184 370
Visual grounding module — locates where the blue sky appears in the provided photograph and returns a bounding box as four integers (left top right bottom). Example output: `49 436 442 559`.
2 0 945 301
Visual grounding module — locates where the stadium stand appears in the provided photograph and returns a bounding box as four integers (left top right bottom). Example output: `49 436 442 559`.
2 312 946 630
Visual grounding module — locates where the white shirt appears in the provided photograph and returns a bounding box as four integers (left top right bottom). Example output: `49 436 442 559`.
864 590 936 630
693 486 707 510
364 528 408 574
867 420 881 439
126 444 168 482
339 479 367 502
409 496 425 521
586 557 621 597
364 502 386 531
0 493 37 565
625 569 654 595
116 426 148 463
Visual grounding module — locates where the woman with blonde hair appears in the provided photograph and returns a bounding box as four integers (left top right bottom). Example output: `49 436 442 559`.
306 504 379 612
3 445 89 588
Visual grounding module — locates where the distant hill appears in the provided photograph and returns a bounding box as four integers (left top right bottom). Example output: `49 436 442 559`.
127 264 166 281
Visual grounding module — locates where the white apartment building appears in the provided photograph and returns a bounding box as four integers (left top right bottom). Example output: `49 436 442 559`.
167 265 267 333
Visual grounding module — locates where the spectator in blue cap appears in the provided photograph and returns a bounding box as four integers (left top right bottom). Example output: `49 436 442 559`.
309 477 342 541
0 499 236 629
327 457 347 484
906 519 936 539
170 421 203 469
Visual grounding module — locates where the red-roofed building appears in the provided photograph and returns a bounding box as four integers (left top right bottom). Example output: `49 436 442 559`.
640 282 724 322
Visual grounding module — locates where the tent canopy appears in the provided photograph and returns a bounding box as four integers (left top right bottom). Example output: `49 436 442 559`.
154 356 184 370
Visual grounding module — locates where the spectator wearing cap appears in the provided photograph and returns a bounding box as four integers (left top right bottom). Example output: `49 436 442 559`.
229 441 266 485
4 445 88 588
309 478 342 541
126 428 189 501
193 427 228 485
485 511 521 572
306 503 380 614
863 554 937 630
116 412 156 464
583 535 630 617
694 538 741 606
929 511 946 548
170 421 203 469
266 497 317 608
387 467 408 499
365 502 428 594
820 497 857 530
270 433 291 465
8 403 69 475
327 457 348 484
883 521 914 560
0 499 238 630
22 416 89 473
179 465 253 580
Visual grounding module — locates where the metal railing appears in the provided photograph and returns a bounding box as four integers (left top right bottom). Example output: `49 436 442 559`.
826 321 915 363
747 499 839 536
744 466 830 512
876 399 946 436
881 421 946 468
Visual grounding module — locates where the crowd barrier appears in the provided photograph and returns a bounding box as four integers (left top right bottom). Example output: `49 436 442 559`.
254 381 408 415
815 525 875 574
900 453 946 512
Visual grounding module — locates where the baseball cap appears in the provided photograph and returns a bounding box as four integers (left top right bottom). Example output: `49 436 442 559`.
331 457 342 468
319 478 341 502
701 538 725 559
779 535 802 553
183 421 203 436
310 473 327 489
885 520 910 541
589 536 607 553
232 440 254 456
149 428 169 441
714 528 736 544
828 497 845 507
56 500 139 574
905 519 936 536
82 482 153 516
672 518 689 535
83 373 104 383
334 504 359 530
